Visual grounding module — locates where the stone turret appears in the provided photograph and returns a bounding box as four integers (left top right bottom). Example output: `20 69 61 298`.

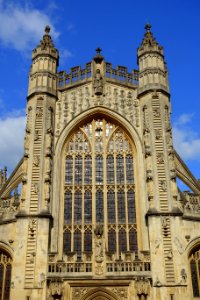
137 24 169 95
11 27 58 298
28 25 59 97
137 25 178 288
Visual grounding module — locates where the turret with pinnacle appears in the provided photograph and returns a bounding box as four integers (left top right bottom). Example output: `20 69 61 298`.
138 24 169 95
28 26 59 97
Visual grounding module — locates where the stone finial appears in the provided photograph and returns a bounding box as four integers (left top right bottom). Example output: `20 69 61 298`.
145 23 152 32
95 47 102 55
93 47 104 64
45 25 51 35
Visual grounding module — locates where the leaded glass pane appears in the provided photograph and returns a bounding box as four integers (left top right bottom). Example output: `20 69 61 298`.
64 118 137 260
75 156 82 185
64 192 72 224
116 155 124 184
190 259 199 297
65 156 73 184
108 229 116 253
84 156 92 185
126 155 134 184
84 190 92 223
118 191 126 223
96 155 103 184
0 264 3 299
107 155 114 184
119 229 127 252
84 230 92 252
127 189 136 223
63 231 71 253
96 190 104 223
4 264 11 300
107 190 115 224
74 231 82 253
129 229 138 252
74 191 82 224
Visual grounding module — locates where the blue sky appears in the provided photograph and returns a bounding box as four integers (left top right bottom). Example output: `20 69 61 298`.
0 0 200 183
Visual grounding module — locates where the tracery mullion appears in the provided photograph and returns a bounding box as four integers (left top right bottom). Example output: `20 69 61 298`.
92 120 96 225
124 147 129 251
82 153 85 252
114 132 119 255
71 152 75 251
103 119 108 249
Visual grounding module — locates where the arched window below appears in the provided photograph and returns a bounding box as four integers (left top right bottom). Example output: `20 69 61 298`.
189 247 200 297
0 250 12 300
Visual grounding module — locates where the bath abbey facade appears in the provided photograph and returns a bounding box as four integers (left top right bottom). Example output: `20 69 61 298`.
0 24 200 300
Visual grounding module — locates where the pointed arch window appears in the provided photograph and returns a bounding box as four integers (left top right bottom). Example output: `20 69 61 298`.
63 118 137 262
189 247 200 297
0 251 12 300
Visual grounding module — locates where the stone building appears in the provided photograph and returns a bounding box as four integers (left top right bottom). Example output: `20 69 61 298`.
0 24 200 300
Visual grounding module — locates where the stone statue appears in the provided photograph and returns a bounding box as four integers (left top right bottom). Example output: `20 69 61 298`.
94 69 103 95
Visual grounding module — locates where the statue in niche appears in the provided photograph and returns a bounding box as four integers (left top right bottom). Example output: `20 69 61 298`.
94 225 104 263
180 268 187 284
93 69 103 95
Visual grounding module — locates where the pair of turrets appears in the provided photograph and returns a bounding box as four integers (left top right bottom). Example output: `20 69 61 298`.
28 24 169 99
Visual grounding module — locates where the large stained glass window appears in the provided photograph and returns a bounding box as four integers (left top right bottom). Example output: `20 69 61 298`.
63 118 137 260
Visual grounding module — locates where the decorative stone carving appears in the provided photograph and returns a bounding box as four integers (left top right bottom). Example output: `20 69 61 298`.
34 130 39 141
93 69 103 96
152 238 161 254
95 263 104 275
134 98 140 127
32 183 39 194
157 153 164 164
155 129 162 140
180 268 187 284
146 169 153 181
36 107 43 118
154 107 160 118
47 280 64 300
24 133 30 156
135 277 150 296
166 249 173 259
109 287 128 300
160 180 167 191
174 237 184 254
46 107 53 133
72 287 90 300
33 155 40 167
95 236 103 263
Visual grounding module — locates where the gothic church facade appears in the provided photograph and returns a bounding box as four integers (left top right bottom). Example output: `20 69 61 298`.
0 25 200 300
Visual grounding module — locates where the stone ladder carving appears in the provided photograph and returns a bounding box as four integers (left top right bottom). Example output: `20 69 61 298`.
152 96 175 284
25 99 43 287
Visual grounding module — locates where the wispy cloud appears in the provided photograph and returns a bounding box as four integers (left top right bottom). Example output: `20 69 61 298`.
0 110 26 172
173 114 200 161
0 2 59 51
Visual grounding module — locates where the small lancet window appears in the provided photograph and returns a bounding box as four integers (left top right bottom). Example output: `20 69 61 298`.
189 248 200 297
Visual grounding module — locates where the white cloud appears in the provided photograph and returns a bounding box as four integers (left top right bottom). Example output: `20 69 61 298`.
173 114 200 161
0 2 59 51
0 113 26 173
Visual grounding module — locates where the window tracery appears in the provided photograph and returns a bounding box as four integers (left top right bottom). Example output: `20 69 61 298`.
0 250 12 300
189 247 200 297
63 118 137 262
